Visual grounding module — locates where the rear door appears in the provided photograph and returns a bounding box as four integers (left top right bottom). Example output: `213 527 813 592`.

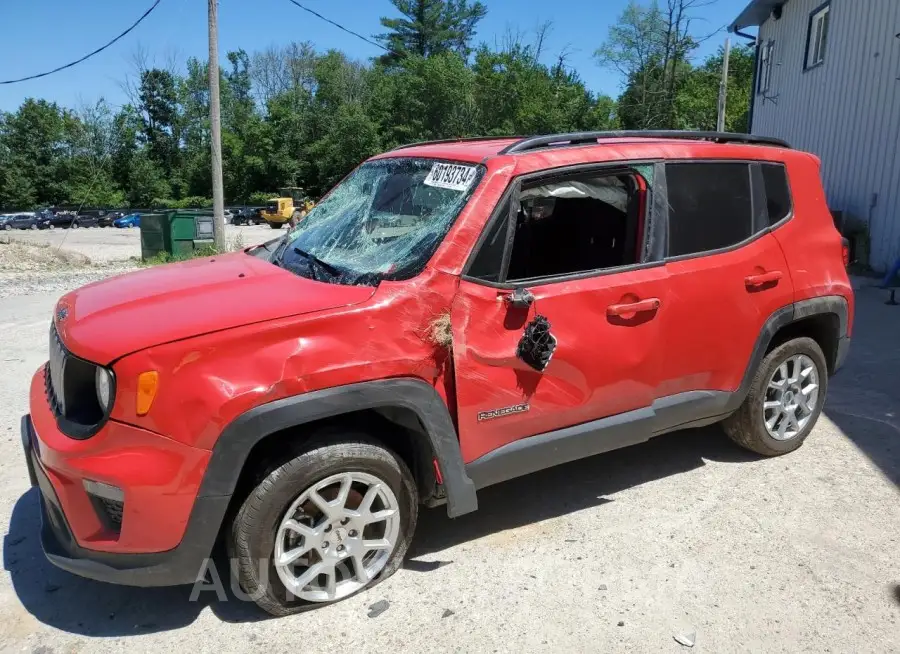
657 161 794 414
451 164 669 464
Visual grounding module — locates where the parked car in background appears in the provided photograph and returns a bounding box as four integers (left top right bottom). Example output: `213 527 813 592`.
113 213 141 228
7 214 39 230
231 207 264 225
40 213 78 229
98 212 124 228
70 213 99 228
0 215 12 229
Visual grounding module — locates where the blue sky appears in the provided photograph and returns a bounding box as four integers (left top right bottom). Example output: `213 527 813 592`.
0 0 754 112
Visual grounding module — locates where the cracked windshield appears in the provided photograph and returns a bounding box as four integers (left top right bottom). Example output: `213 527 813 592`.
267 158 484 286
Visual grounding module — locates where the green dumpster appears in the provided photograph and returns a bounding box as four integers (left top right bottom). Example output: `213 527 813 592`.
140 210 217 260
139 213 168 260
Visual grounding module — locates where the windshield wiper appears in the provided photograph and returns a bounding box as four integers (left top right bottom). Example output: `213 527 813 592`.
268 235 291 265
293 246 341 277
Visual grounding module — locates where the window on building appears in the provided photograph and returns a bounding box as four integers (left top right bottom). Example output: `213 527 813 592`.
758 40 775 94
805 3 831 70
760 163 792 225
665 163 753 257
502 172 645 282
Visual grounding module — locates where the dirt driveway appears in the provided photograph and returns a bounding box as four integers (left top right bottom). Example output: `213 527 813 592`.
7 223 279 262
0 275 897 653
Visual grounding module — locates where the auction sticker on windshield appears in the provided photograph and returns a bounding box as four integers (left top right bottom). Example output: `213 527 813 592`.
424 163 478 191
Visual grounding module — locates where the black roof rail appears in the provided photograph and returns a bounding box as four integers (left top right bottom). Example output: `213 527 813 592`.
499 130 791 154
392 135 526 151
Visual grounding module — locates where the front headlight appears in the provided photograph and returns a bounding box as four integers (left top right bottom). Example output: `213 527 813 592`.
95 366 113 411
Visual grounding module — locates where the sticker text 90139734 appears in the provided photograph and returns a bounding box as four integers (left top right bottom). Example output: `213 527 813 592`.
424 163 478 191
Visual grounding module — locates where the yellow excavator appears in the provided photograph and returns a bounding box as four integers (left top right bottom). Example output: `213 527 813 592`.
261 187 315 229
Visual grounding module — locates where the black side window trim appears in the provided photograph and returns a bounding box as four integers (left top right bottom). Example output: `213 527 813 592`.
750 163 768 234
460 160 662 289
661 158 795 264
759 161 795 228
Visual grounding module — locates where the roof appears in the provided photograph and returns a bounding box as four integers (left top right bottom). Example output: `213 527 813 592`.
373 131 791 164
371 138 520 164
729 0 784 31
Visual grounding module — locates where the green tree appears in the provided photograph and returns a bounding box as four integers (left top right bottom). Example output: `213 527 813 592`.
138 69 180 172
0 99 74 206
676 44 755 132
370 51 477 146
472 43 608 135
377 0 487 62
596 0 705 129
307 103 381 193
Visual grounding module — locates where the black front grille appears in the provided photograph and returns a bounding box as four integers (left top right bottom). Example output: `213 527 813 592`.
94 496 124 533
46 324 67 417
45 323 107 438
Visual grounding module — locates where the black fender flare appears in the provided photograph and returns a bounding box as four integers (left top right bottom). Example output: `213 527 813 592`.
725 295 849 414
196 378 478 518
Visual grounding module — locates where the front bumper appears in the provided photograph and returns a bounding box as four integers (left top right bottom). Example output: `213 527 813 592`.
22 414 227 587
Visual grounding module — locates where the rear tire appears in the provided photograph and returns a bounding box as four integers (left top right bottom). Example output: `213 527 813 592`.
268 222 282 229
723 337 828 456
228 432 418 617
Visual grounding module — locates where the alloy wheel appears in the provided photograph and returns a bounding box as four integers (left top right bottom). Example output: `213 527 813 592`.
762 354 820 441
274 471 400 602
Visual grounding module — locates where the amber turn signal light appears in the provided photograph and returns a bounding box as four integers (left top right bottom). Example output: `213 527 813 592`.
136 371 159 416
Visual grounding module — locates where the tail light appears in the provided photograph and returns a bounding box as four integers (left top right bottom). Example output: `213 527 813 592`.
841 237 851 267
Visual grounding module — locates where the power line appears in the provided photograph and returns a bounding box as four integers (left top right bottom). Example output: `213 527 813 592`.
284 0 403 58
0 0 164 85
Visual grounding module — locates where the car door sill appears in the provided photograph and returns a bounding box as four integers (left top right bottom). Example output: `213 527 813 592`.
465 390 733 490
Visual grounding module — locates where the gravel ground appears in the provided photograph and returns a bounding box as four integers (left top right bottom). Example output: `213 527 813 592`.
0 224 280 298
0 268 897 653
5 223 279 263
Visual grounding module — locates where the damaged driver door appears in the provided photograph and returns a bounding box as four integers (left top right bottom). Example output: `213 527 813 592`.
450 166 669 465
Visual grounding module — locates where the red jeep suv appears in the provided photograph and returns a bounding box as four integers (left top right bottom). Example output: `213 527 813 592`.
21 131 853 615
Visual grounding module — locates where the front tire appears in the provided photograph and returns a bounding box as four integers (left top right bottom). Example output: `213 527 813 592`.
268 222 283 229
228 433 418 617
723 337 828 456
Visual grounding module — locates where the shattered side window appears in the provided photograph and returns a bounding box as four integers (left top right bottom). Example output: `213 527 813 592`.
274 158 485 285
506 171 646 281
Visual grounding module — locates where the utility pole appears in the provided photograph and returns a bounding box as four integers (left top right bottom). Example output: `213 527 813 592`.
716 37 732 132
208 0 225 250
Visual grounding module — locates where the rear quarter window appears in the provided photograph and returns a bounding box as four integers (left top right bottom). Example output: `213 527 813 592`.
665 162 753 257
761 163 793 225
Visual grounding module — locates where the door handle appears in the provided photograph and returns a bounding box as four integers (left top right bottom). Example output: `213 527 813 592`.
745 270 783 288
606 298 661 317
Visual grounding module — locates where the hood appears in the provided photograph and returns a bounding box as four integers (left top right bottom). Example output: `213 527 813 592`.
55 252 376 363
